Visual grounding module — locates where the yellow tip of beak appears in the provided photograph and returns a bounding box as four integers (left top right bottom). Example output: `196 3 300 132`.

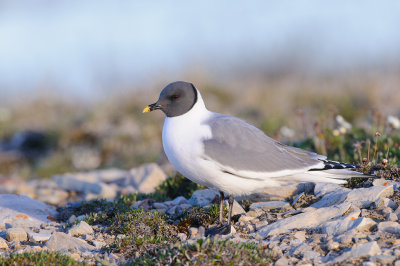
142 106 151 113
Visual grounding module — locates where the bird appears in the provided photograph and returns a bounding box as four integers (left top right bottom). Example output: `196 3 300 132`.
143 81 364 235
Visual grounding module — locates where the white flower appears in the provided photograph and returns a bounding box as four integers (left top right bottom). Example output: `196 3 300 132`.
336 115 352 130
280 126 295 138
387 115 400 129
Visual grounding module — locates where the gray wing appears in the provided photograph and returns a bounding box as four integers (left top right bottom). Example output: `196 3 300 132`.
202 114 325 176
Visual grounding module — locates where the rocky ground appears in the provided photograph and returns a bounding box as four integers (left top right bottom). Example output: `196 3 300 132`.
1 163 400 265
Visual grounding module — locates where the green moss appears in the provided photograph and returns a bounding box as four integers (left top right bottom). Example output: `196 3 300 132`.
128 239 273 265
155 173 203 199
177 203 227 232
107 209 179 260
0 251 83 266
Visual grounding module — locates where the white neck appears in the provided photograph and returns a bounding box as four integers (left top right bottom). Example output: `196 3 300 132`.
165 89 210 122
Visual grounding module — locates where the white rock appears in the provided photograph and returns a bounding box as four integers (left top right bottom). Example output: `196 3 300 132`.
171 196 188 205
127 163 168 193
230 200 246 216
68 221 94 236
6 227 27 242
377 221 400 234
94 168 130 183
53 174 117 199
249 201 291 211
92 240 106 249
177 233 187 241
303 250 321 260
153 202 167 209
372 178 393 187
387 213 398 222
68 215 77 224
275 256 290 266
374 197 397 210
345 185 394 208
188 227 198 238
188 189 219 207
255 203 351 238
164 196 188 207
0 194 57 228
28 232 52 243
321 217 376 236
334 241 381 263
46 232 95 252
314 183 349 197
291 192 305 206
370 255 396 265
0 237 8 249
311 189 349 208
242 183 315 202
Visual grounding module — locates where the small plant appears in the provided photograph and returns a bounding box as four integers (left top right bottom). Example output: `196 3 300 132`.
128 239 273 265
0 251 83 266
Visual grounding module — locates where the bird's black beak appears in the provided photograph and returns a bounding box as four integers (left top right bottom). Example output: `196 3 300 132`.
143 102 162 113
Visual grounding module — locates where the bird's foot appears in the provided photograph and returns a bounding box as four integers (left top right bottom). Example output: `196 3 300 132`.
205 224 231 236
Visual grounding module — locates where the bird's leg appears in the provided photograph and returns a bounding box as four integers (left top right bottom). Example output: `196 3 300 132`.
227 194 234 227
219 191 225 225
205 192 233 236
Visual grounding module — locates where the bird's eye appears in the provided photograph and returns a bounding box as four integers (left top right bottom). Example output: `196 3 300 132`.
171 94 180 100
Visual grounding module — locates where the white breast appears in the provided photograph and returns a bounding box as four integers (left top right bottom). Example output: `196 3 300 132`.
161 94 215 188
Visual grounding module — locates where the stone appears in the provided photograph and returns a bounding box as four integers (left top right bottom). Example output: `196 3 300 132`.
198 226 205 238
170 196 188 206
188 189 219 207
374 197 397 210
387 213 398 221
241 183 315 202
275 256 290 266
310 189 349 209
238 215 254 223
372 178 394 187
53 174 117 199
9 240 21 250
68 221 94 236
303 250 321 260
362 262 377 266
370 255 396 265
6 227 27 242
377 221 400 234
254 220 269 230
189 227 198 238
94 168 130 183
249 201 291 211
46 232 95 252
327 240 340 250
127 163 168 193
345 185 394 208
255 203 351 238
153 202 167 209
177 233 187 241
92 240 106 249
36 189 69 205
28 232 52 243
321 217 376 236
314 183 349 197
231 200 246 216
68 215 77 224
0 194 57 228
0 237 8 249
291 192 305 206
333 241 381 263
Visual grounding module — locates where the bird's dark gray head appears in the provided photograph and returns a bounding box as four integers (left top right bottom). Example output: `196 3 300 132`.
143 81 198 117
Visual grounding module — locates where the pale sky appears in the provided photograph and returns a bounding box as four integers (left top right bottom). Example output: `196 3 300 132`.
0 1 399 100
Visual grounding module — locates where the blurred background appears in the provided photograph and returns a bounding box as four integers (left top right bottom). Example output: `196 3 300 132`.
1 0 400 179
